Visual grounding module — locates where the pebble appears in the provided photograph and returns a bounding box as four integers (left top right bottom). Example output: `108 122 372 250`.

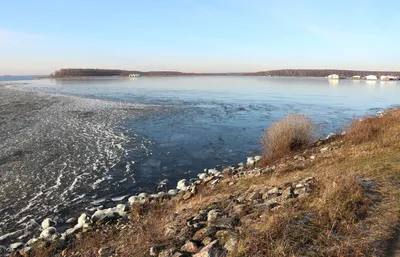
41 218 56 229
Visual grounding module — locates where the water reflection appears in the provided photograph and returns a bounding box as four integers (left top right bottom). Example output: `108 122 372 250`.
366 80 377 87
328 79 339 87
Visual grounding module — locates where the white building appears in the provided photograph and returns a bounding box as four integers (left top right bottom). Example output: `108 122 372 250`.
327 74 339 79
365 75 377 80
380 75 398 81
129 74 141 78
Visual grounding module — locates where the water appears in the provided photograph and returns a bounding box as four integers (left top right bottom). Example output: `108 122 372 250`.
0 76 399 244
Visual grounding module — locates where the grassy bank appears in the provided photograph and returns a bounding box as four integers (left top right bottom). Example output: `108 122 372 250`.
17 109 400 257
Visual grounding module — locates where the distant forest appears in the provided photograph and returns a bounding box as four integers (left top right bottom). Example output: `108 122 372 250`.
51 68 400 78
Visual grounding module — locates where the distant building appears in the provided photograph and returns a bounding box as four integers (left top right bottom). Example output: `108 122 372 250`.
129 74 141 78
327 74 339 79
380 75 398 81
365 75 377 80
352 75 361 79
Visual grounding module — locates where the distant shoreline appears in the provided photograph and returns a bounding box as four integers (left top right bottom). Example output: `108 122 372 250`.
48 68 400 79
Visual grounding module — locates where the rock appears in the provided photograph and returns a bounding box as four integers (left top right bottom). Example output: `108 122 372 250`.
19 247 32 257
116 203 129 212
98 246 115 257
128 195 140 205
77 213 88 226
224 236 238 252
25 238 38 246
230 204 246 217
207 209 222 221
150 245 167 256
201 237 213 246
180 240 199 253
246 157 256 165
193 240 224 257
177 226 196 242
41 218 56 229
66 218 76 224
254 156 262 162
177 179 189 191
192 226 217 241
173 252 190 257
267 187 279 195
320 147 329 153
10 242 24 251
280 186 295 200
159 248 176 257
246 190 261 201
0 245 7 254
168 189 178 196
65 226 81 235
198 173 208 180
40 227 57 238
207 169 219 176
182 191 193 200
209 217 238 229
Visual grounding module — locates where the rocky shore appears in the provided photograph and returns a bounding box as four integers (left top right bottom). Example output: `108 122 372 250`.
0 131 341 257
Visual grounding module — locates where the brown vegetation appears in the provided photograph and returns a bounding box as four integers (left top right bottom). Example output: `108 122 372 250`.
261 114 319 162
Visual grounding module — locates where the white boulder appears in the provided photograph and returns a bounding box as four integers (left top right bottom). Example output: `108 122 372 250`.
40 227 57 238
41 218 56 229
177 179 189 191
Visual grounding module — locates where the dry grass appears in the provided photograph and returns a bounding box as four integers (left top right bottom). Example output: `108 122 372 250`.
346 109 400 144
261 114 319 163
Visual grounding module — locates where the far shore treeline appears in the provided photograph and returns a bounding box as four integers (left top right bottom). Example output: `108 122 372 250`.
50 68 400 78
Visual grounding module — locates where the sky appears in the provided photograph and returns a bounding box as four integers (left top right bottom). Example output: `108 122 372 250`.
1 0 399 75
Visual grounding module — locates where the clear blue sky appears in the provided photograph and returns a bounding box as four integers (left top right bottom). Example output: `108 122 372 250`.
1 0 399 75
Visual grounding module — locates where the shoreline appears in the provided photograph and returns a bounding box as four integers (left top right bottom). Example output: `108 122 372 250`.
3 108 399 256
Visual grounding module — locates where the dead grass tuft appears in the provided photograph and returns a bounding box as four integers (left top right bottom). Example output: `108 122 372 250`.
261 114 319 163
346 109 400 144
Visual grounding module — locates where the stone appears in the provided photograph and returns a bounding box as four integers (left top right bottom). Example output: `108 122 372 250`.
0 245 6 254
10 242 24 251
211 179 220 185
254 156 262 162
128 195 140 205
180 240 199 253
209 217 238 229
173 252 190 257
267 187 279 195
40 227 57 238
207 209 222 221
193 240 224 257
25 238 38 246
207 169 219 176
177 226 196 242
246 190 261 201
41 218 56 229
177 179 189 191
77 213 88 226
280 186 295 200
66 218 76 224
192 226 217 241
224 236 238 252
116 203 129 212
198 173 208 180
168 189 178 196
159 248 176 257
19 247 32 257
230 204 246 217
201 237 213 246
246 157 255 166
182 191 193 200
98 247 115 257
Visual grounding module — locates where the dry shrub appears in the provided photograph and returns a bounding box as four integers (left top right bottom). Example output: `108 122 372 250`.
262 114 319 162
346 109 400 144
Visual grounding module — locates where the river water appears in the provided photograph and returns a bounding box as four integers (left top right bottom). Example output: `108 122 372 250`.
0 76 399 244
